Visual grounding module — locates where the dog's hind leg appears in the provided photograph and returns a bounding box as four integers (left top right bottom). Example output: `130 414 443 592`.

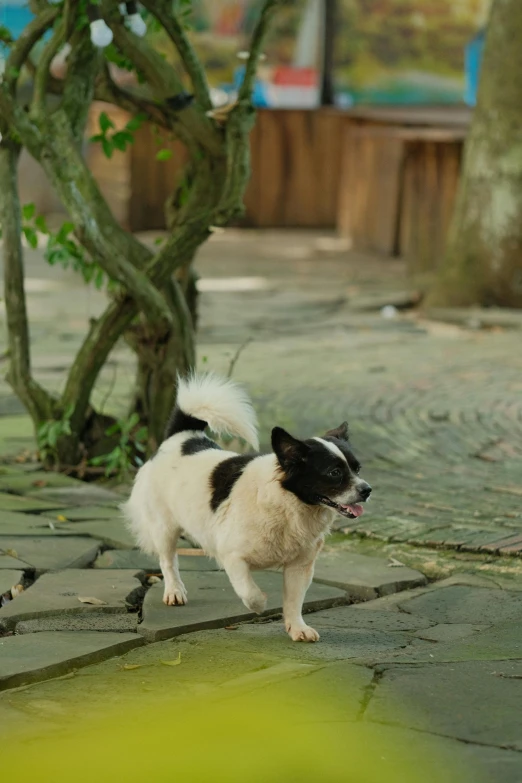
157 527 187 606
221 555 267 614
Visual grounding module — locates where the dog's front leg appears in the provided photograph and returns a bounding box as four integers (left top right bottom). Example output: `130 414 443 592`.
283 557 320 642
222 555 267 614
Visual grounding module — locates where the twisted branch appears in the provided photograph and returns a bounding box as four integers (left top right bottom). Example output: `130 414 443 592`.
141 0 212 111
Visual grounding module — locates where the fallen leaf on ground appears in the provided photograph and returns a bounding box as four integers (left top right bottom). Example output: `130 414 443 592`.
388 557 405 568
32 480 47 488
160 653 181 667
56 515 68 522
78 596 107 605
225 625 239 631
11 584 24 597
4 549 18 559
121 664 142 671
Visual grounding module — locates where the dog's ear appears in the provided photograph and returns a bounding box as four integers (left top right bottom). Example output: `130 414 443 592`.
271 427 309 470
324 421 349 441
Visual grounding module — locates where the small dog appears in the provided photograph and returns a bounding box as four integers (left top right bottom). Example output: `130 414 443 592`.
122 374 371 642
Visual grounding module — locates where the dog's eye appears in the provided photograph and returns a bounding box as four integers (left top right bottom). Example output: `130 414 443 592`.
328 468 342 479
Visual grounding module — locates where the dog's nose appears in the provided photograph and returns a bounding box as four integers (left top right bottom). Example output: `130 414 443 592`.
359 483 372 501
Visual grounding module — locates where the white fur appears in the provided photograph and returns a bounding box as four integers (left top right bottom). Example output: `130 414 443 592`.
313 437 347 462
122 375 339 642
177 373 259 450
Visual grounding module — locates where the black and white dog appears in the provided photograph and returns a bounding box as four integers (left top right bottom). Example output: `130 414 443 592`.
123 374 371 642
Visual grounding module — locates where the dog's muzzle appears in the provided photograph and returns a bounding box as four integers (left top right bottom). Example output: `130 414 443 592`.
317 496 365 519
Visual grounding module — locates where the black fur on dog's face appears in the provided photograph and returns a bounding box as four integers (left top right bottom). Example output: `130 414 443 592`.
272 422 371 519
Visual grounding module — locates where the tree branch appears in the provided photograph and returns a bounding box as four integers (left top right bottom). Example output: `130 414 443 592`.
102 9 222 154
32 18 66 118
141 0 212 111
3 5 59 94
238 0 280 103
0 84 42 153
62 32 101 142
0 140 56 422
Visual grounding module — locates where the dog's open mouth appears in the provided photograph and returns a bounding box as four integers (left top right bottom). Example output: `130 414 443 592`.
318 496 365 519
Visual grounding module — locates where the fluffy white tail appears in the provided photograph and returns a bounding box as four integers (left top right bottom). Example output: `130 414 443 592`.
167 373 259 450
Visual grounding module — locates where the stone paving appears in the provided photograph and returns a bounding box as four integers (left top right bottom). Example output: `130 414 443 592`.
1 230 522 779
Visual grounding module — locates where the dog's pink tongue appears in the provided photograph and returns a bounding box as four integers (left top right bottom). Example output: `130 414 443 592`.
347 504 364 518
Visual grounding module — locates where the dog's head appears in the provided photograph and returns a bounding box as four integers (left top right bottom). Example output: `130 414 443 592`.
272 422 371 519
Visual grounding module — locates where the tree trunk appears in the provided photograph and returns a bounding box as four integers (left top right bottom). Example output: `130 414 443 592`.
426 0 522 308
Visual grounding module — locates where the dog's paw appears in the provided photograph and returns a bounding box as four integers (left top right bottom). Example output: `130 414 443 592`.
244 590 267 615
163 585 187 606
286 623 320 643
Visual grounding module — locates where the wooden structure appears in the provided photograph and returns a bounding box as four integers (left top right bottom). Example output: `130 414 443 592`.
127 108 346 231
336 107 470 272
21 104 470 272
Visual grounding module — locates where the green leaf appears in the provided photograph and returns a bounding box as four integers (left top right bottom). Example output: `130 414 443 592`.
89 133 104 143
128 412 141 429
22 203 35 220
135 427 148 442
153 237 164 246
125 114 147 132
82 265 95 283
102 137 113 159
47 425 59 448
56 222 74 242
111 131 131 151
99 111 115 134
22 226 38 249
156 149 173 161
0 24 14 45
105 422 121 437
35 215 49 234
94 268 105 289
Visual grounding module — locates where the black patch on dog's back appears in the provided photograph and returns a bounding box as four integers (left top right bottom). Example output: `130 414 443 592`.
164 405 207 441
182 436 222 456
210 455 255 512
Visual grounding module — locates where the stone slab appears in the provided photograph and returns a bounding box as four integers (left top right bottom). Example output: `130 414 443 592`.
0 491 63 512
365 660 522 750
94 549 218 572
17 614 138 633
44 505 123 521
25 485 121 508
0 631 144 691
171 622 416 663
313 550 427 600
398 585 522 625
0 569 24 596
0 568 143 631
413 623 487 643
0 471 84 494
0 537 101 573
309 606 435 632
233 660 373 722
386 620 522 665
0 553 31 569
57 520 135 549
353 722 522 783
0 509 85 537
139 570 347 642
